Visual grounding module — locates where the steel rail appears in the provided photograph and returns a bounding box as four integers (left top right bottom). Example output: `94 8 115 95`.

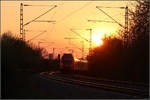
41 73 148 98
65 74 149 87
58 73 149 92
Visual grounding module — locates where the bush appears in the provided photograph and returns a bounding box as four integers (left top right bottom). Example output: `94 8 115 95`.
1 32 47 72
88 36 149 83
1 32 52 98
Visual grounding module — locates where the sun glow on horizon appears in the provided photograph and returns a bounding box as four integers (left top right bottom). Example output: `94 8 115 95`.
91 30 106 46
92 35 103 46
91 28 116 47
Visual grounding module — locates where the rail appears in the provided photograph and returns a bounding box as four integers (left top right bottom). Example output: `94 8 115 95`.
40 72 149 98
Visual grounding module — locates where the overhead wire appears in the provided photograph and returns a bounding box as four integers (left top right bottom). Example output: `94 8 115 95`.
57 1 93 23
70 29 89 42
23 4 56 6
96 7 125 29
26 2 58 42
53 1 93 50
27 1 63 47
23 5 57 27
27 31 47 42
44 2 60 41
37 1 65 50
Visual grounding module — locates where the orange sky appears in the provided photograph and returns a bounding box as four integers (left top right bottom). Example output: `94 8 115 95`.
1 1 137 59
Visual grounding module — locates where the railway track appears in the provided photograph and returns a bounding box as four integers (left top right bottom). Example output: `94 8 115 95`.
40 72 149 98
59 73 148 90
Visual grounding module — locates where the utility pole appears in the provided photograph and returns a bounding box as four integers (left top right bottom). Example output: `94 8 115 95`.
89 29 92 54
20 3 57 41
96 6 129 47
70 28 92 55
87 29 92 55
20 3 23 40
65 38 84 59
23 29 26 41
124 6 128 47
81 41 84 60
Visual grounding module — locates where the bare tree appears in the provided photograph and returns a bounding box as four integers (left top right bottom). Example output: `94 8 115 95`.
129 0 149 45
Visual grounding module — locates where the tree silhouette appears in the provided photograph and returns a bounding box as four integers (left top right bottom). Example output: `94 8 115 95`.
129 0 149 45
87 0 149 84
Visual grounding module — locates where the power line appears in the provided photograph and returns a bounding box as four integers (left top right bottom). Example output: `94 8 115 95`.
70 41 85 59
96 6 125 28
70 29 89 42
70 28 92 55
96 6 129 47
34 20 56 23
1 5 18 7
20 3 57 41
88 19 115 23
57 2 92 23
23 4 56 6
38 41 54 48
96 6 126 9
44 3 58 41
27 30 47 42
23 5 57 27
64 37 78 45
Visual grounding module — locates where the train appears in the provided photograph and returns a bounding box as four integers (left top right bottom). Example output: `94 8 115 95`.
60 53 75 73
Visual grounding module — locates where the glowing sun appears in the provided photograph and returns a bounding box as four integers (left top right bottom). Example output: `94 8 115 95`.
92 35 103 46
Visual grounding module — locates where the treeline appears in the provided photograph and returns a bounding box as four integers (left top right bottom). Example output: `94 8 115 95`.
87 0 149 84
1 32 52 98
1 32 49 73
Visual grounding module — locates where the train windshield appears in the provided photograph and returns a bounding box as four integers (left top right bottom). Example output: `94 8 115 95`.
62 54 74 65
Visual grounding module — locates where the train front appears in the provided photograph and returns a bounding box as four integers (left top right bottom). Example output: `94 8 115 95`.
60 53 74 73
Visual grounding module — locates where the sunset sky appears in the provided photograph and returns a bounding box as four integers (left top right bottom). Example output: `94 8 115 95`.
1 1 137 58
